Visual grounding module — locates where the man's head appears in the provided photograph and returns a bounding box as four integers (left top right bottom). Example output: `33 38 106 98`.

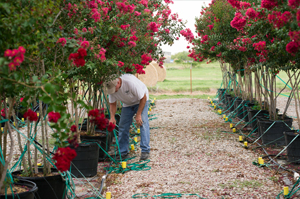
105 76 121 94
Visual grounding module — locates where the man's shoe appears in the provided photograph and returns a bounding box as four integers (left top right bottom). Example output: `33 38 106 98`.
115 153 130 161
140 152 150 161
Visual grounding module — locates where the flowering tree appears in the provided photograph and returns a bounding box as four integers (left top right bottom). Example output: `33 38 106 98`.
0 0 185 190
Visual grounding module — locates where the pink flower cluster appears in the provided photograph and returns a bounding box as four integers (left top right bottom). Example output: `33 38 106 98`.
180 28 194 43
147 22 159 32
261 0 277 10
201 35 209 44
118 61 124 67
120 24 130 30
65 3 78 18
81 41 90 49
4 46 26 71
57 38 67 47
23 109 38 122
230 13 246 31
97 48 106 62
48 111 61 123
240 2 251 9
268 11 292 29
91 8 101 22
116 2 135 14
128 41 136 47
139 0 148 7
68 48 88 67
207 24 214 30
130 35 138 41
141 53 152 65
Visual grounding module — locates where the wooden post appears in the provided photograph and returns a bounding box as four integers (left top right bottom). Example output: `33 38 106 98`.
190 63 192 93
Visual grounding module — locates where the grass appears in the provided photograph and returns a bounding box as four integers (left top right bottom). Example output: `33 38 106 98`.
149 61 292 100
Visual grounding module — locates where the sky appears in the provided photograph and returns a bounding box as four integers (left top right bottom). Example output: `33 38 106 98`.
160 0 212 55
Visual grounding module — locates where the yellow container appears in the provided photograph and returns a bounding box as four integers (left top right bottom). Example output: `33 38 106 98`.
134 137 137 142
232 128 236 133
22 118 24 122
149 107 152 111
283 186 289 196
148 111 149 115
258 157 264 165
137 128 140 133
244 141 248 148
223 114 226 119
13 122 15 126
225 117 228 121
106 192 112 199
218 109 222 114
37 113 39 117
239 136 243 142
131 144 134 151
1 127 3 132
230 123 233 128
154 98 156 100
207 97 210 100
121 161 127 169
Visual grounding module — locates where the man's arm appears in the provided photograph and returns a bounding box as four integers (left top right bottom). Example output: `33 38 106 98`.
109 101 117 125
135 94 147 126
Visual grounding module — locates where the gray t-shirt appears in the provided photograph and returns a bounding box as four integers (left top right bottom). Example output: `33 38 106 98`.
109 74 149 107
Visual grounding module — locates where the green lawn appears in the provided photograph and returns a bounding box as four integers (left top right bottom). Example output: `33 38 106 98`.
150 62 222 93
148 62 292 100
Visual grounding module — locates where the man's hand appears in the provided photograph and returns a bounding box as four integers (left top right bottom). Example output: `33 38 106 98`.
135 114 143 126
109 117 116 125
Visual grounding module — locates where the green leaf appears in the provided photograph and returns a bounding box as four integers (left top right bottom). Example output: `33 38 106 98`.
44 83 54 94
41 96 52 104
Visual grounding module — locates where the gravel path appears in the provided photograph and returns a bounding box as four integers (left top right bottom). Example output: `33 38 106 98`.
105 98 284 199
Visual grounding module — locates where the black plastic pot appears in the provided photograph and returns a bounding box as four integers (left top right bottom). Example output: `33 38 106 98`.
70 142 99 178
81 130 111 161
257 115 293 146
246 108 269 131
243 102 255 122
284 130 300 163
12 168 66 199
0 179 38 199
225 94 234 112
234 98 243 119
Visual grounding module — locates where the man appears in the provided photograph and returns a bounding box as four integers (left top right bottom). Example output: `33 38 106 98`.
105 74 150 161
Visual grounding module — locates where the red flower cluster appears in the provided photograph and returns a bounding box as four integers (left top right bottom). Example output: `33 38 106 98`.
286 41 299 54
128 41 136 47
246 8 258 19
180 28 194 43
228 0 241 9
1 108 7 117
96 48 106 62
23 109 38 122
70 125 77 132
107 122 116 132
68 48 87 67
57 38 67 47
141 53 152 65
240 2 251 9
147 22 159 32
67 132 78 148
207 24 214 30
133 64 145 74
261 0 277 10
253 41 266 51
88 109 115 132
230 13 246 31
288 0 300 9
48 111 61 123
4 46 26 71
130 35 138 41
52 147 77 172
268 11 292 29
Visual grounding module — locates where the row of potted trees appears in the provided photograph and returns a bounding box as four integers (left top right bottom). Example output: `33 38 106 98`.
0 0 184 198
